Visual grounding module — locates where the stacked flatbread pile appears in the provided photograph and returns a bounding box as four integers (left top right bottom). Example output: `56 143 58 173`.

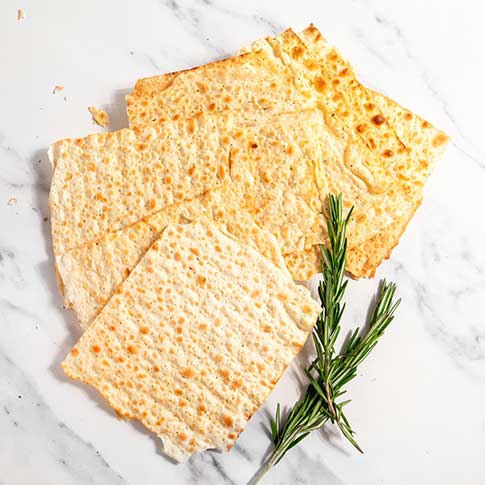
51 25 448 462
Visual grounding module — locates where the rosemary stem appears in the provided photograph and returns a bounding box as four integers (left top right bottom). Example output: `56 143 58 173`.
251 449 281 484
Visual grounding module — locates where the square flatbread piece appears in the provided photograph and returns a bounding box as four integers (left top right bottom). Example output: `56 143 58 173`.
62 218 321 462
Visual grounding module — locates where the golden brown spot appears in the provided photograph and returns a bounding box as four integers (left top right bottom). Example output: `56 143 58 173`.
291 46 304 59
137 143 148 151
222 414 234 427
214 244 222 253
339 67 350 77
140 326 149 335
217 164 225 179
199 323 208 331
117 356 125 363
175 389 184 396
432 133 448 147
368 138 377 150
383 149 394 158
92 344 101 353
87 162 96 171
365 103 376 111
263 325 271 333
228 432 236 439
174 252 182 262
176 326 183 334
123 268 131 278
219 369 230 381
198 405 207 415
179 399 188 407
187 118 196 135
196 275 207 286
372 114 386 126
404 112 413 120
187 165 196 178
207 102 216 112
314 76 327 93
149 199 156 210
71 348 79 356
231 379 243 390
302 304 314 315
181 367 195 378
179 432 188 442
190 247 200 257
127 344 138 355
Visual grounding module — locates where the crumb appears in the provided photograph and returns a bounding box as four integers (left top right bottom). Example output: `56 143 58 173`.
63 96 68 102
129 51 135 55
17 9 25 21
43 217 48 222
8 197 17 206
88 106 110 127
53 85 64 94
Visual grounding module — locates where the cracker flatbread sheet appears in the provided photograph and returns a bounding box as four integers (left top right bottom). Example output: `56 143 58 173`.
49 114 232 254
126 48 314 129
298 25 449 165
62 217 321 462
281 25 449 277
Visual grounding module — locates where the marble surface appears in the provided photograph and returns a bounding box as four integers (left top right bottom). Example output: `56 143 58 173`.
1 0 484 484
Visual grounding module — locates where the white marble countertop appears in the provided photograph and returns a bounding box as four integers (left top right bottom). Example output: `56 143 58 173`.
1 1 484 484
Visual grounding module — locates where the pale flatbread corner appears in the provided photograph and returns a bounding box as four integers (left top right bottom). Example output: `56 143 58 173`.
61 218 321 462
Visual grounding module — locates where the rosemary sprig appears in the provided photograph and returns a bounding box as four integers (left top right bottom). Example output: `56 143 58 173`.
252 194 401 483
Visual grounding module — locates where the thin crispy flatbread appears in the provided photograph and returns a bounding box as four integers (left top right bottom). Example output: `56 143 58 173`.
283 25 449 277
62 218 321 462
126 49 314 128
49 115 232 254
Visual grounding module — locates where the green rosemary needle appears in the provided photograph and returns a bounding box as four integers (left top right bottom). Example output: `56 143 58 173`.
252 194 401 483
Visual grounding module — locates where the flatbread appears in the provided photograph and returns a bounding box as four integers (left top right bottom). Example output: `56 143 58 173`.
126 49 314 129
62 217 321 462
298 25 449 165
283 25 449 277
49 114 232 254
